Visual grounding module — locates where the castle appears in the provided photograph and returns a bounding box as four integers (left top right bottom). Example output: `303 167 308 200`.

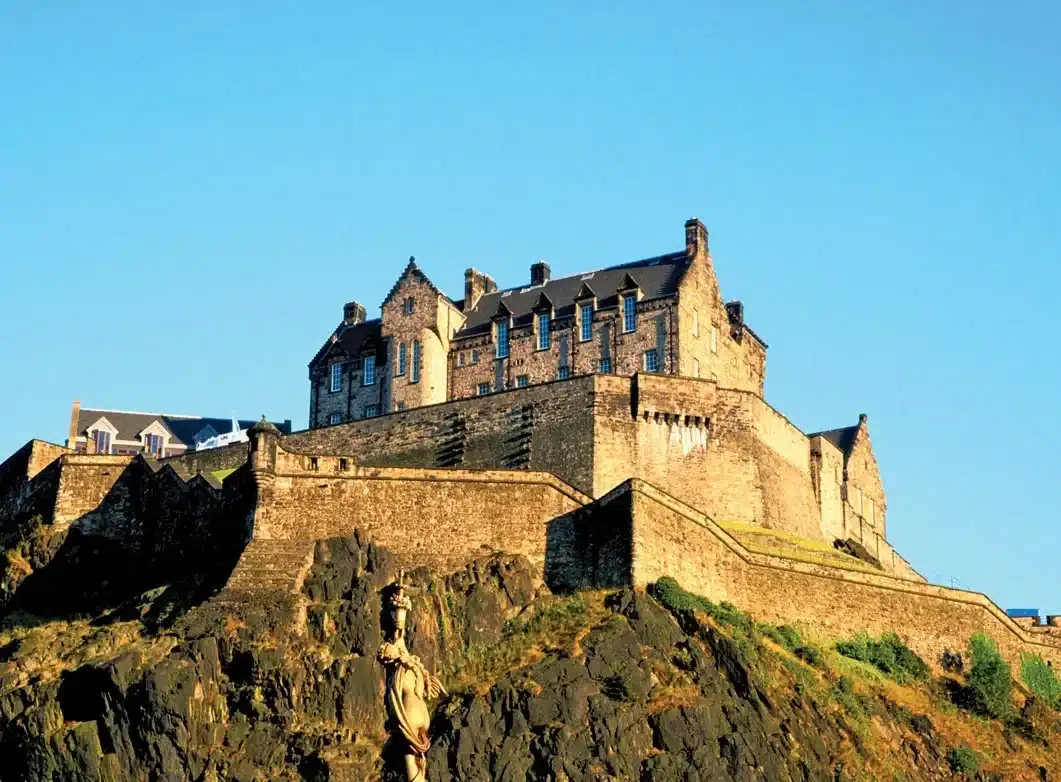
3 217 1060 675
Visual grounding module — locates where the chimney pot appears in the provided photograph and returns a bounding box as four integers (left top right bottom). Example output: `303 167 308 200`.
531 261 551 286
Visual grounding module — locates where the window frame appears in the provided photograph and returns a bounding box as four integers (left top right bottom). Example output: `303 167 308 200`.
93 429 111 454
496 318 509 358
517 375 529 388
622 296 636 333
537 312 551 350
579 303 593 342
397 343 407 376
477 382 490 396
365 404 379 418
558 365 570 380
599 356 612 374
644 348 659 373
329 362 343 393
329 412 342 425
411 341 421 383
362 355 376 386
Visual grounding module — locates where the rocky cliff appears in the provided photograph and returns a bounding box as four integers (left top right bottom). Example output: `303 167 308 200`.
0 530 1058 781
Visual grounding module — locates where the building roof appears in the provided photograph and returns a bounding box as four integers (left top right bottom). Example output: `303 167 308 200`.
76 408 292 449
454 251 691 339
808 424 859 457
308 318 385 370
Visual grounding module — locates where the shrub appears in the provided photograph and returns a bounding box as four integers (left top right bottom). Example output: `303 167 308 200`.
947 744 980 775
965 632 1013 719
1020 653 1061 709
761 624 824 667
652 577 756 635
835 632 929 684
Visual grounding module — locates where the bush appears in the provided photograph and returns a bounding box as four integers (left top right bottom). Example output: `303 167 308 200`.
652 577 756 635
947 744 980 775
1020 653 1061 709
835 632 930 684
762 624 824 667
965 632 1013 719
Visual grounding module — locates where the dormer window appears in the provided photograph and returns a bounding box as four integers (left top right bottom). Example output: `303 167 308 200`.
622 296 636 333
145 433 164 457
496 318 509 358
329 363 343 393
537 312 550 350
362 355 376 386
92 429 111 455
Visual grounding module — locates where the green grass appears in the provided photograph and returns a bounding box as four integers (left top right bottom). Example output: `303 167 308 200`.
444 592 596 693
715 520 882 573
211 468 237 483
1019 652 1061 709
834 632 930 684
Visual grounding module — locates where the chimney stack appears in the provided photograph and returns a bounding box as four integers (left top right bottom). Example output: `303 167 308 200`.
685 217 709 257
343 301 367 326
464 268 497 310
67 400 81 449
531 260 551 287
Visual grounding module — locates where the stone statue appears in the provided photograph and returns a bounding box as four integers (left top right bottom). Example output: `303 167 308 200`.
377 571 446 782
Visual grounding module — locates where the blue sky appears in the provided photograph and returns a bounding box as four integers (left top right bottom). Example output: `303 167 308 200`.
1 2 1058 611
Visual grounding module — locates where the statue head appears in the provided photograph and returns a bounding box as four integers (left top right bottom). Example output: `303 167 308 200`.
382 570 413 641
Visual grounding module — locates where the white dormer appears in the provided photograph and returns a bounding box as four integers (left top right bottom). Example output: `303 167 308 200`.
86 416 118 455
137 419 172 458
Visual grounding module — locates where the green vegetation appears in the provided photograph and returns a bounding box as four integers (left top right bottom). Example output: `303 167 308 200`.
965 633 1013 719
211 468 237 483
1020 652 1061 709
652 576 760 662
445 592 595 693
762 624 824 667
834 632 930 684
947 744 980 775
715 519 882 574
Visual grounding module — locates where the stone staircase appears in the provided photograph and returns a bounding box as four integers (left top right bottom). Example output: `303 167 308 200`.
221 539 316 595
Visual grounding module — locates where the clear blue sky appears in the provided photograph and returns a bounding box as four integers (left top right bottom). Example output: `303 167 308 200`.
2 3 1058 612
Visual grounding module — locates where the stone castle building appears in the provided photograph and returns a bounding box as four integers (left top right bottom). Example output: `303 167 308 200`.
308 218 764 427
4 215 1060 679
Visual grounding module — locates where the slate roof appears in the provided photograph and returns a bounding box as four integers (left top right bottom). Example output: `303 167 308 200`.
808 424 860 457
77 409 292 449
454 251 691 339
308 319 386 370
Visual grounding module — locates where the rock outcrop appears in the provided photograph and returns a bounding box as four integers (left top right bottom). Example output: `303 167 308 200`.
0 531 1057 781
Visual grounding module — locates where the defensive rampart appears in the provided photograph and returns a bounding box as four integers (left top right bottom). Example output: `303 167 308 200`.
547 479 1061 671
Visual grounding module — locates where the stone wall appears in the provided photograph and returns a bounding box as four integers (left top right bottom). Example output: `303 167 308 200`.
252 458 589 575
674 222 765 395
570 480 1061 671
592 375 824 541
0 440 69 523
283 375 599 495
161 442 250 479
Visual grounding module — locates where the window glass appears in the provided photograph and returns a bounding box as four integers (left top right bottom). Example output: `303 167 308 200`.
496 319 509 358
580 303 593 342
363 355 376 385
623 297 636 333
537 313 550 350
330 363 342 392
411 341 421 383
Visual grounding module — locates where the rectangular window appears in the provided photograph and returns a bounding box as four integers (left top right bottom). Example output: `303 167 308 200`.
459 352 465 367
309 457 319 471
330 363 342 392
362 356 376 385
692 309 699 337
517 375 529 388
472 349 479 365
622 296 636 333
579 303 593 342
93 429 111 454
145 433 163 456
365 405 378 418
644 349 659 373
411 341 421 383
599 357 612 374
496 319 509 358
710 326 718 354
478 382 490 396
329 412 342 425
537 312 550 350
397 343 407 376
558 365 570 380
338 457 349 471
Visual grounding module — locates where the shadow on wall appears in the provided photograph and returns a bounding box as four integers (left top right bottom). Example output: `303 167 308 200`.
0 460 258 627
